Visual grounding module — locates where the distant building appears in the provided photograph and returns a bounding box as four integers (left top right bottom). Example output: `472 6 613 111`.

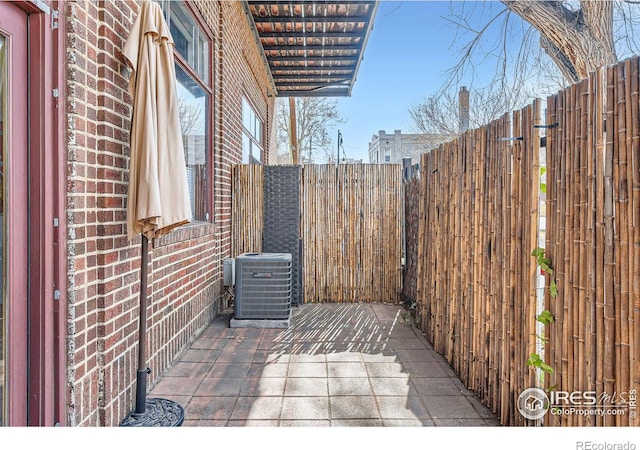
368 130 451 165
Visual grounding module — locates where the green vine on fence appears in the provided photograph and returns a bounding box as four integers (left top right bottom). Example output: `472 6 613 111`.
528 247 557 383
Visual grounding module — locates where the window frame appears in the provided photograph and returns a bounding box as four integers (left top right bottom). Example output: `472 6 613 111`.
159 0 214 223
241 95 265 165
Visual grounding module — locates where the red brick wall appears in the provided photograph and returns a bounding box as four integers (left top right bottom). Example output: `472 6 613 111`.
63 0 274 426
213 1 276 261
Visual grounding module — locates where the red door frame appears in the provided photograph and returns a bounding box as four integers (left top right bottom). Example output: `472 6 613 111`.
1 1 66 426
1 0 30 427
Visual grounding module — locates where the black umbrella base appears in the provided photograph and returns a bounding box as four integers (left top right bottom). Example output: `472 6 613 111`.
120 398 185 427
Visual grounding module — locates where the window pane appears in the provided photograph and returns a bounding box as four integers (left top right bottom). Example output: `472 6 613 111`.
242 97 264 165
242 98 251 132
176 63 208 220
242 133 250 164
169 1 208 81
251 141 262 163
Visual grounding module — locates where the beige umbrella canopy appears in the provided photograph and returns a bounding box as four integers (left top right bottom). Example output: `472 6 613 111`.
120 0 190 426
123 0 191 241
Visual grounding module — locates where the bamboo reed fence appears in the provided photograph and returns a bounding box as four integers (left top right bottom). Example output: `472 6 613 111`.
403 176 421 306
301 164 403 303
232 164 263 256
544 56 640 427
405 55 640 427
410 101 542 426
232 163 403 304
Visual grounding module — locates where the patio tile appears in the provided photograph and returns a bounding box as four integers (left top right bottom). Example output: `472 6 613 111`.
376 396 430 420
421 395 481 419
150 376 200 397
247 362 289 378
386 327 421 339
382 418 434 426
326 341 364 352
364 362 408 377
289 353 327 364
402 361 454 378
148 303 500 427
281 397 329 420
432 418 491 426
199 320 231 338
327 362 368 378
195 377 245 397
216 348 258 362
253 350 290 364
257 338 285 350
208 362 252 378
287 362 327 377
467 396 499 418
388 338 429 350
182 419 228 426
284 377 328 396
241 377 286 397
189 338 230 351
163 361 213 378
369 377 417 396
180 348 221 363
452 377 476 395
330 396 379 419
280 420 330 427
146 394 191 409
227 419 280 426
230 397 283 420
360 350 398 363
331 419 383 426
185 396 237 421
393 349 441 363
262 328 293 340
327 377 373 396
411 377 468 396
326 351 363 362
371 304 403 321
232 328 265 339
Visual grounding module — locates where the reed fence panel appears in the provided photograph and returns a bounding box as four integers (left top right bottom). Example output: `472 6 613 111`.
232 164 264 256
232 163 403 304
411 102 542 426
301 164 403 303
544 57 640 426
406 55 640 427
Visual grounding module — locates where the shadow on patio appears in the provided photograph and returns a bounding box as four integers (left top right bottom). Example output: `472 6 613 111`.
149 303 499 426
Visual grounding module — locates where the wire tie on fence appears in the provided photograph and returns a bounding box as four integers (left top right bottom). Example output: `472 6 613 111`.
533 123 559 129
498 137 523 141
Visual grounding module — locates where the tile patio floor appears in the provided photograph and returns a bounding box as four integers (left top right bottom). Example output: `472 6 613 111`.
149 303 500 427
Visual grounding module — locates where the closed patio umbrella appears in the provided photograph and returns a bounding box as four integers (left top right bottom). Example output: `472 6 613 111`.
120 0 191 427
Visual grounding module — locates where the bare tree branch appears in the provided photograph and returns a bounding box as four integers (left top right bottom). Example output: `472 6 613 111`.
274 97 345 163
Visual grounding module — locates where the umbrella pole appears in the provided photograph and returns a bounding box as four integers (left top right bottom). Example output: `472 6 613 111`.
135 235 150 414
120 235 185 426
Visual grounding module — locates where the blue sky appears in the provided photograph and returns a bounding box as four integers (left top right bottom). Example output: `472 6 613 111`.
318 1 640 163
333 1 506 162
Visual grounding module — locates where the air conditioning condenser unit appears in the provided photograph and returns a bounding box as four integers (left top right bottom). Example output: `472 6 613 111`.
230 252 292 328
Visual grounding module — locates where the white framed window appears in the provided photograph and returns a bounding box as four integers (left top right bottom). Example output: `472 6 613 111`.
242 97 263 164
160 1 212 221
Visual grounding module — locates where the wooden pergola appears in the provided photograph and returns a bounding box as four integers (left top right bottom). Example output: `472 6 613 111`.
243 1 378 97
